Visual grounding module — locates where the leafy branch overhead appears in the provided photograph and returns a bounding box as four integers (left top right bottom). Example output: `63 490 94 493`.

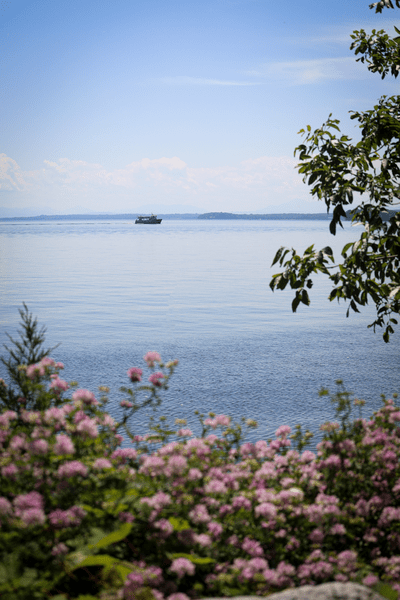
270 1 400 342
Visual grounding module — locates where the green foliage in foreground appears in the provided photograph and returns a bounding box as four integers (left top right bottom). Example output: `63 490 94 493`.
270 0 400 342
1 307 400 600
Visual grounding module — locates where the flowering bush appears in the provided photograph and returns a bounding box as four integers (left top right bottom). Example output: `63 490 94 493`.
0 310 400 600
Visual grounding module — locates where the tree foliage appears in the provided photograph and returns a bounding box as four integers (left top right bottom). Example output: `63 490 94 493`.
270 1 400 342
0 303 59 412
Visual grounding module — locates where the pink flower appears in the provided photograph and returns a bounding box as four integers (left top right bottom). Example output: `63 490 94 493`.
194 533 212 546
127 367 143 382
111 448 138 463
76 418 99 438
72 389 98 405
53 434 75 455
50 378 69 392
187 468 202 480
49 507 86 528
140 492 171 510
167 594 190 600
204 415 231 429
118 511 135 523
330 523 346 535
232 496 252 510
14 491 43 511
44 407 66 425
275 425 291 437
57 460 88 479
139 456 165 476
51 543 69 556
21 508 46 526
255 502 277 519
242 537 264 557
102 414 116 429
309 528 324 543
9 435 26 451
363 574 379 587
204 479 228 495
2 464 18 478
167 455 187 474
0 497 12 516
189 504 211 524
144 351 162 367
120 400 134 408
93 458 113 469
0 410 17 428
26 363 45 379
41 357 56 367
154 519 174 536
300 450 316 463
170 557 195 578
30 439 49 455
148 372 164 386
177 428 193 437
207 521 223 538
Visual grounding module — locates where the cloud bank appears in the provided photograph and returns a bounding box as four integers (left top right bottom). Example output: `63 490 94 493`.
0 152 318 215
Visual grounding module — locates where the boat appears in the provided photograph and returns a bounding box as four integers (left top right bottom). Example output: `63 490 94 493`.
135 214 162 224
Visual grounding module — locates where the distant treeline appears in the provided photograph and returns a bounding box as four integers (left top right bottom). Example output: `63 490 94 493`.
197 212 331 220
0 210 398 222
0 213 200 222
198 210 399 221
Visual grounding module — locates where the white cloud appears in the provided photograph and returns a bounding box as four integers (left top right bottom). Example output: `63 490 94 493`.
0 154 26 191
248 56 367 85
0 153 314 214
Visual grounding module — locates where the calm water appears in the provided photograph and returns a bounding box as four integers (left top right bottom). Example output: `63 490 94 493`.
0 218 399 447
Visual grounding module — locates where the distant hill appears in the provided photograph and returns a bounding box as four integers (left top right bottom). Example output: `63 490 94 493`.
0 213 200 222
197 212 331 220
0 209 398 222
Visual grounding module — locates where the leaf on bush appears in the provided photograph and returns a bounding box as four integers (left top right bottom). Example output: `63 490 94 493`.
88 522 133 550
111 562 135 582
168 516 190 531
374 582 399 600
72 554 118 569
81 504 104 517
219 587 244 597
166 552 215 564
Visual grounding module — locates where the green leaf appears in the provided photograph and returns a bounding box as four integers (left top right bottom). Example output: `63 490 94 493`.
73 554 118 569
374 582 398 600
88 522 133 550
166 552 215 565
16 568 37 587
301 289 310 306
112 562 135 582
168 517 191 531
292 295 301 313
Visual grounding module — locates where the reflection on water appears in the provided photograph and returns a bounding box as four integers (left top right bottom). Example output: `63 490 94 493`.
0 219 399 447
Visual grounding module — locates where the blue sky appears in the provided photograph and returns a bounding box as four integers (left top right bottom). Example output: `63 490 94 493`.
0 0 398 215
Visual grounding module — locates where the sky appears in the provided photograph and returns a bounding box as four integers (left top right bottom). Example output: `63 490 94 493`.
0 0 399 216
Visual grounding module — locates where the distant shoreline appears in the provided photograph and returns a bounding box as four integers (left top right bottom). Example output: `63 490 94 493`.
0 211 333 222
1 209 397 222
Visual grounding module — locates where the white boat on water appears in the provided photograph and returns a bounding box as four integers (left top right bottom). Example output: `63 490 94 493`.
135 214 162 224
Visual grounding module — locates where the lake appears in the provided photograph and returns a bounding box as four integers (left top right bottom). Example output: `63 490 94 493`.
0 217 399 448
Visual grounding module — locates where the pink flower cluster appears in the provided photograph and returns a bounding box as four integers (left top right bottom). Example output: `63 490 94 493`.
144 351 162 367
3 354 400 600
149 372 165 386
127 367 143 382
